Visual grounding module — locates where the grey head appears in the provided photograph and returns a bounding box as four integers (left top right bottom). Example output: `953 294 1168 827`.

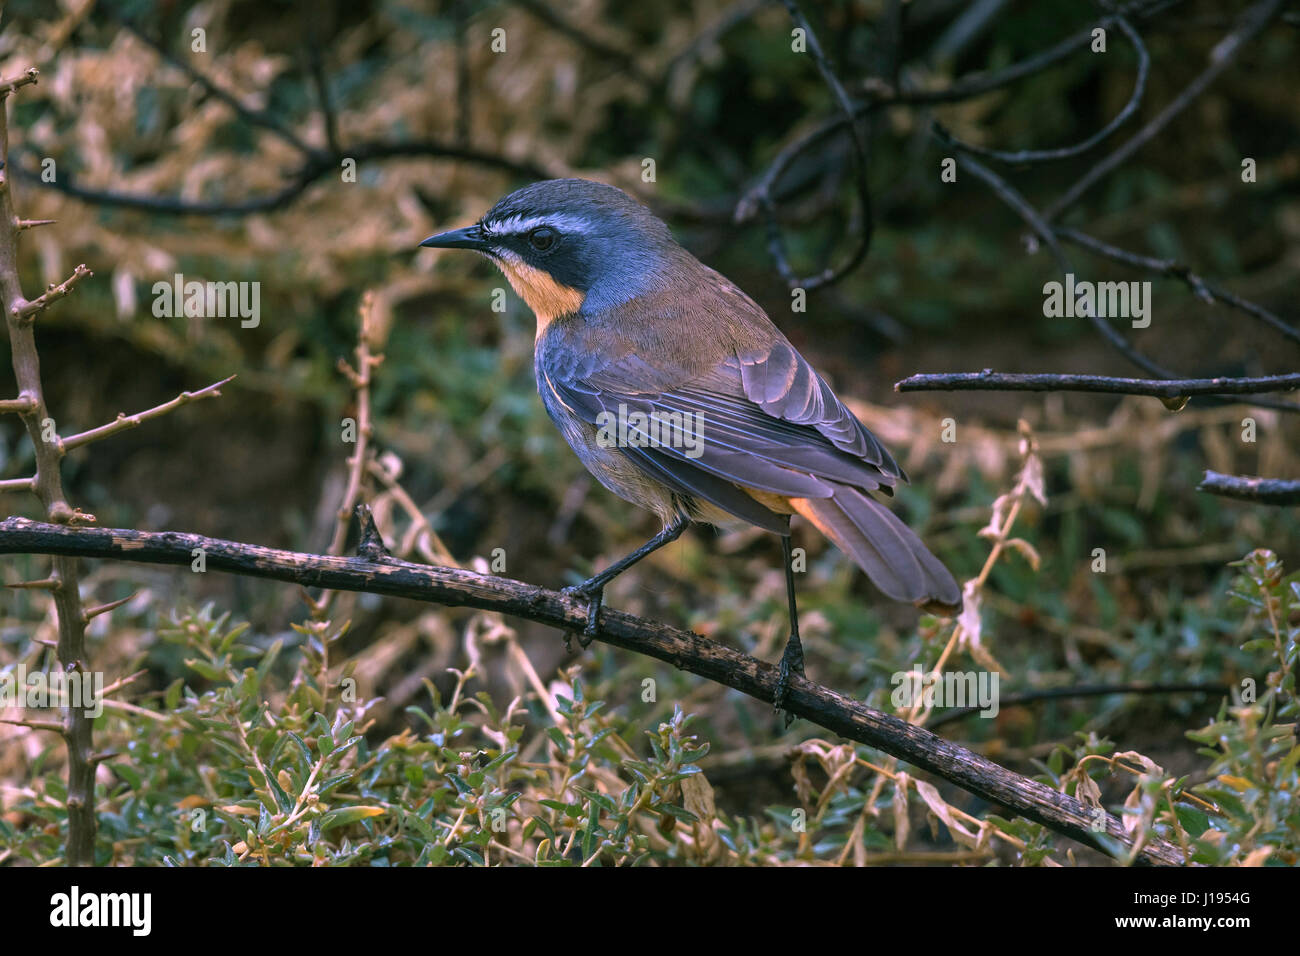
419 179 690 316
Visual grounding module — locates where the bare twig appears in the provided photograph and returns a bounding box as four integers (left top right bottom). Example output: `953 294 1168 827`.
1055 227 1300 345
736 4 1180 227
12 264 92 321
758 0 874 292
0 394 37 412
1045 0 1286 221
0 68 39 98
60 376 235 452
896 370 1300 400
928 681 1228 730
1198 471 1300 506
119 20 314 156
304 29 341 157
327 295 381 557
510 0 652 86
936 146 1300 414
16 140 554 217
937 16 1150 165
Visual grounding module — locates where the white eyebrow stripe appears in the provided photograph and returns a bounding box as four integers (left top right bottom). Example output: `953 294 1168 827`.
486 213 592 236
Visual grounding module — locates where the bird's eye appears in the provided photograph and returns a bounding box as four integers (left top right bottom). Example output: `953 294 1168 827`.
527 226 558 252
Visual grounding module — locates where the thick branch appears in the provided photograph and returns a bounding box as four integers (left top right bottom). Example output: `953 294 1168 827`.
0 515 1188 866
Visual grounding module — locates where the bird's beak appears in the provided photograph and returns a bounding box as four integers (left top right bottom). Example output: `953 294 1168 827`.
419 224 489 252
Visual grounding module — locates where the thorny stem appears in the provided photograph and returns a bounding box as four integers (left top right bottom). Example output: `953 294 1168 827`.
0 67 98 865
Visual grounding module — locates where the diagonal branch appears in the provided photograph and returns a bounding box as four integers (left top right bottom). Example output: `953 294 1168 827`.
1055 227 1300 346
12 264 93 321
0 514 1188 866
60 375 235 453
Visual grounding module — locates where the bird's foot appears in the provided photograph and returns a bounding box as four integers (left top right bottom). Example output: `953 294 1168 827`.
773 634 805 728
561 580 604 648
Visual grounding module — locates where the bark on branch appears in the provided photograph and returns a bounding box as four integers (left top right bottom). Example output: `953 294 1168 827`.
1198 470 1300 506
0 515 1188 866
895 370 1300 401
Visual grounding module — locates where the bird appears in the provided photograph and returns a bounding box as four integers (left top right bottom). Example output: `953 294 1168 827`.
420 178 961 719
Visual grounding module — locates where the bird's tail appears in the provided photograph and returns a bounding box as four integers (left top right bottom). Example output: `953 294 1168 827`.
790 485 962 615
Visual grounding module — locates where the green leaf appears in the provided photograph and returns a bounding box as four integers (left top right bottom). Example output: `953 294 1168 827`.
452 846 485 865
319 806 386 832
164 678 184 711
1174 804 1211 837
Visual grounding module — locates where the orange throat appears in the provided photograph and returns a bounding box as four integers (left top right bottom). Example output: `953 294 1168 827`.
495 254 584 338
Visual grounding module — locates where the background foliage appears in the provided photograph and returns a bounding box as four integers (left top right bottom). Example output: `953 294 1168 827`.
0 0 1297 865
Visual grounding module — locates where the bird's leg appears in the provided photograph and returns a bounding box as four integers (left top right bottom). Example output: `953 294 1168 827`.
774 533 805 726
564 514 690 646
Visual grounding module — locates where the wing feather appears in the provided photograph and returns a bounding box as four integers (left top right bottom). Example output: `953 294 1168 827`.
546 336 902 527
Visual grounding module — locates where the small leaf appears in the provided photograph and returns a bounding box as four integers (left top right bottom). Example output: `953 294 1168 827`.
320 806 385 832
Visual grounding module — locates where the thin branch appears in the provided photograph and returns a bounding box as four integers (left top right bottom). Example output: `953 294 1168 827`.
510 0 652 86
304 33 341 158
943 146 1171 379
938 16 1150 165
0 717 65 734
1198 471 1300 506
16 140 554 217
934 145 1300 414
99 669 147 699
0 514 1188 866
895 370 1300 400
0 393 37 412
759 0 874 292
735 4 1182 226
1055 227 1300 345
1044 0 1286 221
60 375 235 453
928 681 1228 730
12 264 92 321
453 0 472 146
119 20 315 157
0 68 39 98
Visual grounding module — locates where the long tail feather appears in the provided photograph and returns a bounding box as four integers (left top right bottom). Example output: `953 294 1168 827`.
790 486 962 614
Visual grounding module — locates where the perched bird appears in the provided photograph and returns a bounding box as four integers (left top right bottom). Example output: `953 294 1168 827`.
421 179 960 717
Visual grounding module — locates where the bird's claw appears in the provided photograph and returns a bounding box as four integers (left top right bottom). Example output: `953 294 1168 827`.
561 582 604 648
774 635 805 728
